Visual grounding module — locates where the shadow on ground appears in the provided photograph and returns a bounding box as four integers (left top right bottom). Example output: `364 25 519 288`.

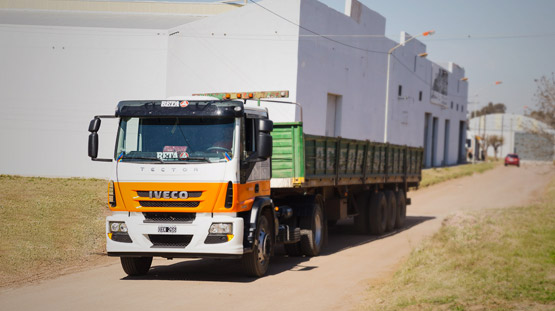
121 215 434 283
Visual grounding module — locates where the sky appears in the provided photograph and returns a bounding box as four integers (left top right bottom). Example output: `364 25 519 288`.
142 0 555 115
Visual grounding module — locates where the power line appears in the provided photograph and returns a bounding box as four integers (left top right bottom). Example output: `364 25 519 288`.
248 0 387 55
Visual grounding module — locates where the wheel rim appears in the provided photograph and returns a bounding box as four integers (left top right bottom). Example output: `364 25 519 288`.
314 211 323 247
256 224 270 265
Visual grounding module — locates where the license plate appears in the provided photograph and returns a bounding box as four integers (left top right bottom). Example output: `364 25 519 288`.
158 226 177 233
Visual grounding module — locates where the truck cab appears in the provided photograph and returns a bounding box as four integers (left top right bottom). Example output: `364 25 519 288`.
88 97 276 277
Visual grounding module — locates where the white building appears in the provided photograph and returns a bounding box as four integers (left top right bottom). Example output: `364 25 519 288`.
0 0 468 178
468 113 555 161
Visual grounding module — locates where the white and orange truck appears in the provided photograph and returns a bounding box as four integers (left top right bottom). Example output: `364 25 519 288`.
88 91 422 277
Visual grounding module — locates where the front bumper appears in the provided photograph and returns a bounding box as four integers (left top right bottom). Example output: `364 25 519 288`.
106 212 245 258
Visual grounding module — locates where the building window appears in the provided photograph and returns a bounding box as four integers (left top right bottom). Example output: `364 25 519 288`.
419 91 423 101
456 104 459 111
451 101 453 109
398 85 403 97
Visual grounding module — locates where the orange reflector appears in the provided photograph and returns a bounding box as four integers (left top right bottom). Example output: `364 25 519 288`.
248 93 254 98
225 93 231 99
237 93 242 99
108 233 113 240
227 234 234 241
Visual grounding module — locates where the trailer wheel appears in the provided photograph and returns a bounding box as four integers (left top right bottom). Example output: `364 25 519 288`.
300 200 325 256
354 192 370 234
395 190 407 229
242 210 273 277
120 256 152 276
368 192 387 235
385 191 397 232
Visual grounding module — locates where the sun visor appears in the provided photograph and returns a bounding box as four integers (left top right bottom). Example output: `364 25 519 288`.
116 100 244 118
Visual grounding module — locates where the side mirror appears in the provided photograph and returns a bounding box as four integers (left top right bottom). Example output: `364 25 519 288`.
259 119 273 133
257 132 272 160
87 115 116 162
88 118 101 132
88 132 99 159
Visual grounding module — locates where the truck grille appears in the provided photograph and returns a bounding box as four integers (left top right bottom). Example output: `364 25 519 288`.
143 212 196 223
139 201 200 208
148 234 193 248
136 191 202 198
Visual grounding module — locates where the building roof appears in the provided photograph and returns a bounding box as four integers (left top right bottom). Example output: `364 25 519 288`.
0 0 242 29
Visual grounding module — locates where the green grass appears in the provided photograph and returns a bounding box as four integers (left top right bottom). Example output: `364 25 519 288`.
420 161 499 188
0 175 108 287
360 179 555 311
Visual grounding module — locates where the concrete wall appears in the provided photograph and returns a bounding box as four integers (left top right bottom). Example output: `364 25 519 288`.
0 25 168 178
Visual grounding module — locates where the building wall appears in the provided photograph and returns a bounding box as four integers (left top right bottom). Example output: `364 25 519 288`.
165 0 301 122
295 0 467 166
0 0 469 178
468 113 554 161
0 25 169 178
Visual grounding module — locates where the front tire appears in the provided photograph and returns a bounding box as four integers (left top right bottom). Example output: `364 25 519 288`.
120 256 152 276
300 200 325 256
242 211 273 277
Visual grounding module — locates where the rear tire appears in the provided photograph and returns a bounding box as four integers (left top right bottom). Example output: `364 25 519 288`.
242 211 273 277
385 191 397 232
300 199 325 256
395 190 407 229
354 192 370 234
368 192 387 235
120 256 152 276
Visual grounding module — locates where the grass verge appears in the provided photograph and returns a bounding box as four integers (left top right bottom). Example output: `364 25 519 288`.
420 161 499 188
360 179 555 311
0 175 108 288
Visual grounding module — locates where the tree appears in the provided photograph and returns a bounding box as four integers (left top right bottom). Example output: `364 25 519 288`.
470 102 506 119
486 135 504 160
525 73 555 145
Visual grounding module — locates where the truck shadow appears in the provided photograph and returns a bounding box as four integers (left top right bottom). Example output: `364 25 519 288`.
121 215 434 283
323 215 435 255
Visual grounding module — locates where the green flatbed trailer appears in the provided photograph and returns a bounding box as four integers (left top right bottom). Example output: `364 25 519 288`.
268 122 423 254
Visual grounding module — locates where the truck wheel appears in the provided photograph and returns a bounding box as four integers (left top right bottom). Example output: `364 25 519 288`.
395 190 406 229
368 192 387 235
385 191 397 232
300 201 325 256
242 211 273 277
354 192 370 234
120 256 152 276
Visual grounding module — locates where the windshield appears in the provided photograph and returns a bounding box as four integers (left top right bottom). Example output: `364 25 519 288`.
115 117 235 163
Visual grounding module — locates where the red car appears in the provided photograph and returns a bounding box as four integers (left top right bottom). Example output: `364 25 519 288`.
504 153 520 167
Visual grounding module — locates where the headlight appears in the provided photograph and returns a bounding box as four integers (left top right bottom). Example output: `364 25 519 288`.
209 223 232 234
109 221 127 233
110 222 120 232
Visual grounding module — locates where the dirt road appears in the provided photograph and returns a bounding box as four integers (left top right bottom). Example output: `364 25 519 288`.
1 163 553 311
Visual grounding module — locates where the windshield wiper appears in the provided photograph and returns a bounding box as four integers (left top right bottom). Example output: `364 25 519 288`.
120 155 165 163
179 157 211 163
